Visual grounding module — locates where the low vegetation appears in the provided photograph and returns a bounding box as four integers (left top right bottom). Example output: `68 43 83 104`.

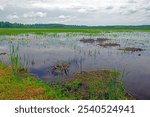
119 47 145 52
0 62 132 100
80 38 95 43
57 70 131 100
50 64 69 76
80 37 110 44
0 62 70 100
96 38 110 43
97 43 120 48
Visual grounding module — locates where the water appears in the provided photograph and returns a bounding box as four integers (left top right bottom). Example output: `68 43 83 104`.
0 32 150 99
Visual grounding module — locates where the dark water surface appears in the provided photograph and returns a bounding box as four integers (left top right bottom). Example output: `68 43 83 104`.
0 32 150 99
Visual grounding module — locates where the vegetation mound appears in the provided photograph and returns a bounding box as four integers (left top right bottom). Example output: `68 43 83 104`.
119 47 145 52
97 43 120 48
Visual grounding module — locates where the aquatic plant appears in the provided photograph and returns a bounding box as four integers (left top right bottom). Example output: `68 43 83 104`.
50 64 69 76
97 43 120 48
56 70 132 100
9 41 27 78
96 38 110 43
0 52 7 55
80 38 95 43
118 47 145 52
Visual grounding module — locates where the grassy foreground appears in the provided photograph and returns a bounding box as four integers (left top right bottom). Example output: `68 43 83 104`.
0 62 131 100
0 63 63 100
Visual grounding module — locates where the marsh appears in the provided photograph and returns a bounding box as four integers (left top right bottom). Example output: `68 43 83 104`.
0 30 150 99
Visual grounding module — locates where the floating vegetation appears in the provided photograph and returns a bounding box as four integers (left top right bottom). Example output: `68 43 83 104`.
97 43 120 48
0 52 7 55
50 64 69 76
80 37 110 44
119 47 145 52
96 38 110 43
79 38 95 43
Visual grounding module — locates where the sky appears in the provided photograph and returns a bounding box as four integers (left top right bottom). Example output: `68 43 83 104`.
0 0 150 25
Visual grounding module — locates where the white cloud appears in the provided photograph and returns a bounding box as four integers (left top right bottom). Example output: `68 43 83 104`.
58 15 73 23
7 14 19 19
29 2 76 10
0 5 5 11
58 15 70 19
77 9 87 13
23 12 47 18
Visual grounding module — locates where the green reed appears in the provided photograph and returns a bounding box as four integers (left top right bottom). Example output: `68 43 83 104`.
9 42 22 78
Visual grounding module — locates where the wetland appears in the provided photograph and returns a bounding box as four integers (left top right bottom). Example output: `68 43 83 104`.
0 29 150 100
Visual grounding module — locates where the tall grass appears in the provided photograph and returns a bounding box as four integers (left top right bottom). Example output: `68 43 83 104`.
9 41 22 78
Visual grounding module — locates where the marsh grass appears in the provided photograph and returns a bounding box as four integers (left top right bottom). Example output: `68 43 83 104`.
0 28 150 36
96 38 110 43
9 42 21 78
118 47 146 52
0 60 131 100
97 43 121 48
0 63 75 100
54 70 131 100
9 41 30 79
80 38 95 43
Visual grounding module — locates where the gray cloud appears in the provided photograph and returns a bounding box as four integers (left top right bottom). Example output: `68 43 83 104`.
128 0 137 3
145 8 150 11
105 6 113 10
0 0 149 25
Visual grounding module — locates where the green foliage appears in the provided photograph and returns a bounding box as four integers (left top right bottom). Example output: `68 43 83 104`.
0 63 70 100
9 42 22 78
51 70 131 100
0 28 150 36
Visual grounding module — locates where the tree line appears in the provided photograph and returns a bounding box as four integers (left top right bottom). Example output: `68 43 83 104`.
0 21 150 29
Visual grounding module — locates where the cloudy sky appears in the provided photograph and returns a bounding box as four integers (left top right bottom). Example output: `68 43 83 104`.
0 0 150 25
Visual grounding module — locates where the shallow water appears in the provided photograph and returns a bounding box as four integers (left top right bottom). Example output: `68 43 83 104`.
0 32 150 99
